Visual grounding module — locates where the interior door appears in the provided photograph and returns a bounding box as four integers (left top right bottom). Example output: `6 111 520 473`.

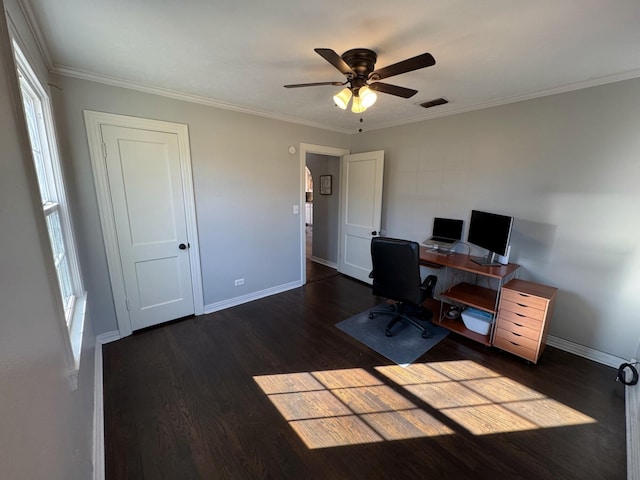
101 125 195 331
338 150 384 284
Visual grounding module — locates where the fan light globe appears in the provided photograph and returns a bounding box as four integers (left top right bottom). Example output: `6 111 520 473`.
333 88 352 110
351 95 366 113
359 86 377 108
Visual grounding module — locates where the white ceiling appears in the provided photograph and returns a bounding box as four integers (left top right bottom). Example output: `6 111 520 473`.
23 0 640 133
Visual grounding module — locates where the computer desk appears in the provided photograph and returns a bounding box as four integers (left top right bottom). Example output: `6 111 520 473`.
419 246 520 346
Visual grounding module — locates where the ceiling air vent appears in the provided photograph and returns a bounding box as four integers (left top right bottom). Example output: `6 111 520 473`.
420 97 448 109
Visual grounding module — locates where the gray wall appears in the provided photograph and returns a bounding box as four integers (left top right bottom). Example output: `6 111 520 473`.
351 78 640 360
1 3 95 479
7 0 638 364
46 73 640 359
306 153 340 265
49 74 350 333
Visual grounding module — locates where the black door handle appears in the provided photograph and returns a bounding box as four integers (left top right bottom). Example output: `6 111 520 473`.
179 243 187 250
371 231 377 236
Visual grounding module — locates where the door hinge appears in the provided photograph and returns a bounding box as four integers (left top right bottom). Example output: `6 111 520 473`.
101 141 107 159
125 299 130 311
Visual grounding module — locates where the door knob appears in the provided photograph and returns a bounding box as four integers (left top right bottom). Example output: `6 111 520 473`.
179 243 187 250
371 231 377 236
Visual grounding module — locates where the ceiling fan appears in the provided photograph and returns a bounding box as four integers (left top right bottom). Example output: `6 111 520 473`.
284 48 436 112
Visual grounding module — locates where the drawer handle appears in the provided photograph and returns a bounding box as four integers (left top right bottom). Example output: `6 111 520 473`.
516 303 528 308
509 341 520 346
514 322 523 327
518 293 530 298
511 332 522 337
515 313 525 317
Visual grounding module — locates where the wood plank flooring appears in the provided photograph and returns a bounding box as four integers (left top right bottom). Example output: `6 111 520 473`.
305 258 339 284
103 274 626 479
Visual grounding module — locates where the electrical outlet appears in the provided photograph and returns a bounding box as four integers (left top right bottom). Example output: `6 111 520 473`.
234 278 244 287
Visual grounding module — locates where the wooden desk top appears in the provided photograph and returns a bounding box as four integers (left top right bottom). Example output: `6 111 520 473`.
419 246 519 279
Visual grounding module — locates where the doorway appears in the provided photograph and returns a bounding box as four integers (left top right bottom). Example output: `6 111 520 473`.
304 158 340 284
300 144 349 284
304 165 313 259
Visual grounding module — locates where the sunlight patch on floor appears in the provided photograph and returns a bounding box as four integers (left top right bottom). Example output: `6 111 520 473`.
376 360 596 435
254 367 453 448
254 361 595 448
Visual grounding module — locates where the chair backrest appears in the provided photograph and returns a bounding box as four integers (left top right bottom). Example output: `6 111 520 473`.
370 237 423 305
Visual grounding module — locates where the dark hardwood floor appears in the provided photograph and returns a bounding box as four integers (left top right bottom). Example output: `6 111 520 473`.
103 274 626 479
306 258 339 284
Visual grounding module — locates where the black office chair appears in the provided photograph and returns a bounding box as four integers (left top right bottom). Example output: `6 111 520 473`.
368 237 438 338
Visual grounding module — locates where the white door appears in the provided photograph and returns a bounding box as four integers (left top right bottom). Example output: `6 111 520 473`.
338 150 384 284
101 125 195 331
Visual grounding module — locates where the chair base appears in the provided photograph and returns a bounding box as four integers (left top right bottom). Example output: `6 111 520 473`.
368 303 433 339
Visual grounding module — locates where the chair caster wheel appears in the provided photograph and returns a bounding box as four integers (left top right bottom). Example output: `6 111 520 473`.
369 313 374 319
422 331 431 339
385 330 392 337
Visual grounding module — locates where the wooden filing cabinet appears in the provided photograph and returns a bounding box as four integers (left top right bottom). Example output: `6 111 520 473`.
494 279 557 364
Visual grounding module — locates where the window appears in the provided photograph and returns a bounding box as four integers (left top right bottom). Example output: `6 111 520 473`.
12 40 86 379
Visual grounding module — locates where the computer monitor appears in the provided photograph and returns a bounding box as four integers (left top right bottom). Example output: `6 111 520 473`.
424 218 464 254
467 210 513 266
432 218 463 242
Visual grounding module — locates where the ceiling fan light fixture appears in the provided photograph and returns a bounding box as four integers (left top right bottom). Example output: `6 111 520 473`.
358 86 377 108
333 87 352 110
286 48 436 115
351 95 366 113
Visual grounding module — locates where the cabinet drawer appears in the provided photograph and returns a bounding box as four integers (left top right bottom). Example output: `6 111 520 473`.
493 336 537 362
501 289 548 310
496 317 540 341
497 309 543 330
499 299 545 321
495 327 539 350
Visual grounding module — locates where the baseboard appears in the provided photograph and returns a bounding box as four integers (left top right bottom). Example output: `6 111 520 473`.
93 331 120 480
546 335 626 368
310 256 338 269
204 281 302 314
545 336 636 479
97 330 121 345
626 358 639 480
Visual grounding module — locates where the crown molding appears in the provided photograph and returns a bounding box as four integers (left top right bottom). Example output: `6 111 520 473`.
51 64 640 136
15 0 53 70
365 68 640 132
52 64 350 134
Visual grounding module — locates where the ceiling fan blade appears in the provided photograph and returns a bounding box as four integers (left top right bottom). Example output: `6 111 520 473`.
314 48 356 78
284 81 345 88
370 53 435 81
369 82 418 98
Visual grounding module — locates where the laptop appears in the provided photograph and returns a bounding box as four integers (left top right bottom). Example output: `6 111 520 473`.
424 218 464 251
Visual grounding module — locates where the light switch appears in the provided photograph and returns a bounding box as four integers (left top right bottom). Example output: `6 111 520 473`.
293 205 299 214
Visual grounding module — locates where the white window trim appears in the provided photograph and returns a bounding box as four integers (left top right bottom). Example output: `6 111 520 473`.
11 37 87 388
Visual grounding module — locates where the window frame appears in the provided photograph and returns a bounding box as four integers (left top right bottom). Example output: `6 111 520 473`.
12 38 86 386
